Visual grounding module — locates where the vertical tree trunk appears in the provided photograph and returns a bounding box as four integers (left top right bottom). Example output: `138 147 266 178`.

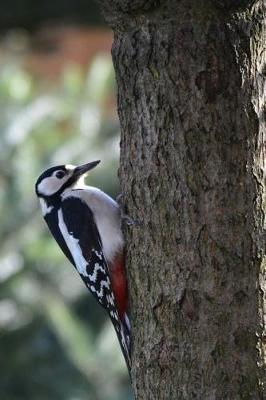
101 1 265 398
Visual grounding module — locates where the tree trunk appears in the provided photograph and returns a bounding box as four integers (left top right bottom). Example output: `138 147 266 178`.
101 1 265 399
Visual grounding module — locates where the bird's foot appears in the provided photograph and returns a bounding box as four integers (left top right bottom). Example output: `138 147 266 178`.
121 213 141 226
117 194 141 226
116 193 123 205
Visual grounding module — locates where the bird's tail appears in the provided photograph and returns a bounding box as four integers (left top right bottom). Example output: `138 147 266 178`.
117 311 131 373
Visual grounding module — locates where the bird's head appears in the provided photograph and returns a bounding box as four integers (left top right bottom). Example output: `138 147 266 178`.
35 160 100 199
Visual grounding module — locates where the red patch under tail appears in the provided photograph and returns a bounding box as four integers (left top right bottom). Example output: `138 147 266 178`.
109 251 128 320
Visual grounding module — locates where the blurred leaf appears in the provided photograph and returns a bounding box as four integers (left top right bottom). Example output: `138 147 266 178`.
0 66 32 101
62 64 84 96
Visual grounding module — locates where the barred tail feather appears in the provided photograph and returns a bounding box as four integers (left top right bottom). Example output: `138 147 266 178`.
117 312 131 372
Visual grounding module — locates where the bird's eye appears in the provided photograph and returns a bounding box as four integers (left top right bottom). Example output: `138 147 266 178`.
55 171 66 179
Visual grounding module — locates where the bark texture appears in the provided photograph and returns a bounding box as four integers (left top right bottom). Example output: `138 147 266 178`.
101 1 265 399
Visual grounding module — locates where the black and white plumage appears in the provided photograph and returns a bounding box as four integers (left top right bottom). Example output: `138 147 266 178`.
35 161 130 370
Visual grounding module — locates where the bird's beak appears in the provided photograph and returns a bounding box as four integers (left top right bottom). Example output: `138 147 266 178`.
73 160 101 179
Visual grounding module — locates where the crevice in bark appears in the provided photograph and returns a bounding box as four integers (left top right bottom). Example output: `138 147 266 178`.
211 0 258 10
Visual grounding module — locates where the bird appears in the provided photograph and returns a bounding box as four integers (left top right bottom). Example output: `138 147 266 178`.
35 160 131 370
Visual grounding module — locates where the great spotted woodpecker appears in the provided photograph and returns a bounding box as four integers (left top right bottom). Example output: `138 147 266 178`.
35 161 130 370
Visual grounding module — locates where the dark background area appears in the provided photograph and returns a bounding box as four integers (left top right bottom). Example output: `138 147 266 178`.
0 0 105 31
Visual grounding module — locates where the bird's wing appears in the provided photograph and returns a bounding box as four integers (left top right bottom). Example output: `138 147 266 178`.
59 196 131 368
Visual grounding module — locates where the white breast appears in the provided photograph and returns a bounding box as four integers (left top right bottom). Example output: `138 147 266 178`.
62 186 124 263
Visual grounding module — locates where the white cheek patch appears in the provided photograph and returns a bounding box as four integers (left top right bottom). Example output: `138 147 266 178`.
37 175 69 196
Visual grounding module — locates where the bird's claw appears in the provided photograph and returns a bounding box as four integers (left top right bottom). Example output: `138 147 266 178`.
117 194 141 226
116 194 123 205
122 214 141 226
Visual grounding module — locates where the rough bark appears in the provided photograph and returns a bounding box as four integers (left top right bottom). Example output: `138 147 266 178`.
101 1 265 399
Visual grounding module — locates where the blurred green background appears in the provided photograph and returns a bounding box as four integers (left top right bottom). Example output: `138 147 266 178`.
0 2 132 399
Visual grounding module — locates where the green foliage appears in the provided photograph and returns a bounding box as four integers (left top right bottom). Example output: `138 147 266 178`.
0 34 132 399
